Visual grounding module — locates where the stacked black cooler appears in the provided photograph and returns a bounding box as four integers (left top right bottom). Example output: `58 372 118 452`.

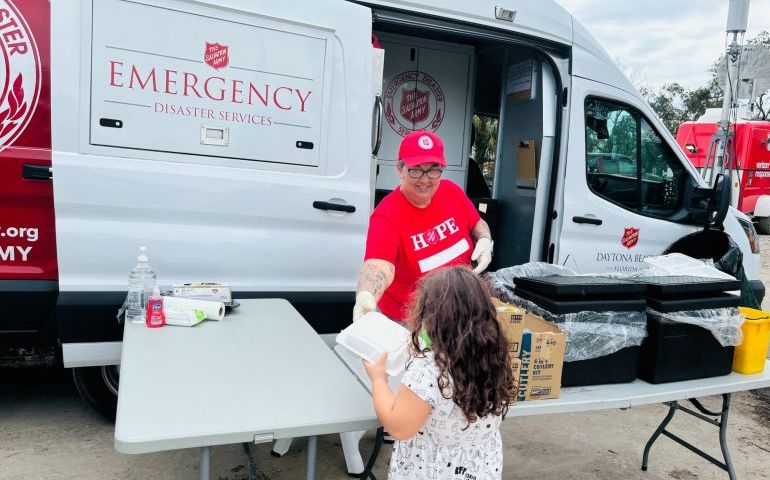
514 276 647 387
635 276 741 384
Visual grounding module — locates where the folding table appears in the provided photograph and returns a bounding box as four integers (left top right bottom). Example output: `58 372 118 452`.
335 345 770 480
114 299 380 480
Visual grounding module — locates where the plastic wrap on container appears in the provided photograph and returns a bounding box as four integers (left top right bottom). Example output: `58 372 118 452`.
647 307 743 347
486 255 737 292
485 262 577 303
511 296 647 362
487 262 646 361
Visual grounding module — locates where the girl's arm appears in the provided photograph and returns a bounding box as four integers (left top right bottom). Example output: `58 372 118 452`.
365 353 432 441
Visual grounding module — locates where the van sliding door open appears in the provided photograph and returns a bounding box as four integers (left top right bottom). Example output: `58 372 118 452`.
490 49 560 269
370 13 566 269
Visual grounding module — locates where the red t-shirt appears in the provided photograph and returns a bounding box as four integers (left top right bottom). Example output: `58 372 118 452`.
364 180 481 321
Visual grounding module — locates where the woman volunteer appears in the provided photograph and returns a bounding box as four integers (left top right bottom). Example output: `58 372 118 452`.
353 130 494 322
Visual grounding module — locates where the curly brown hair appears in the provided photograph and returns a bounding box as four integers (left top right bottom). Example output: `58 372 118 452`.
406 266 514 422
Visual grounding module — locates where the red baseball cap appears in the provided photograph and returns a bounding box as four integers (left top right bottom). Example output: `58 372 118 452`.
398 130 447 167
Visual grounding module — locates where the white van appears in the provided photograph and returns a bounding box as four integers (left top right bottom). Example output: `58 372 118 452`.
0 0 763 419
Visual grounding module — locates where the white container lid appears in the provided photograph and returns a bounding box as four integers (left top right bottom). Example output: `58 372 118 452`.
336 312 410 377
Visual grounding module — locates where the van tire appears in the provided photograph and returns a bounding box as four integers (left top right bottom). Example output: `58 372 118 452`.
757 217 770 235
72 366 119 421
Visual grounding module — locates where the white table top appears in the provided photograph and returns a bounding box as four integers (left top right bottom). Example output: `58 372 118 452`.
334 345 770 417
115 299 380 454
507 362 770 417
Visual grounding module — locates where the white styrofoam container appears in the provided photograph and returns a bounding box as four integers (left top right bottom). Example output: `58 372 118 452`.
336 312 410 376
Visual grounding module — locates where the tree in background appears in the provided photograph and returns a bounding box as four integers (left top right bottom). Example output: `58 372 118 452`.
714 30 770 121
471 114 498 188
635 31 769 134
742 31 770 120
640 83 720 134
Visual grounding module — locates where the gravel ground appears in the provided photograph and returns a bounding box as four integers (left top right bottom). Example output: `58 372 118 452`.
2 368 769 480
1 236 769 479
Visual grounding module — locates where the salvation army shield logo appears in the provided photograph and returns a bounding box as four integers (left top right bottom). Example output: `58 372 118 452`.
401 88 430 123
0 0 41 152
424 229 439 245
621 227 640 249
384 70 445 137
204 42 229 70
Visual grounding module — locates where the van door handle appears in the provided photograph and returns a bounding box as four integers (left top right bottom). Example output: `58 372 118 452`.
572 216 602 225
23 164 52 180
313 201 356 213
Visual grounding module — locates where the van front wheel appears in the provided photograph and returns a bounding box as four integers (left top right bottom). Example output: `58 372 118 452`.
72 365 120 421
756 217 770 235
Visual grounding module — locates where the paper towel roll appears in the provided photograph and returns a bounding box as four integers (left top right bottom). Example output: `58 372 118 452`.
162 296 225 321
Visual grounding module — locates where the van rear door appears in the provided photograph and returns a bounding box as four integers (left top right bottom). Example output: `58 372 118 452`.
52 0 373 356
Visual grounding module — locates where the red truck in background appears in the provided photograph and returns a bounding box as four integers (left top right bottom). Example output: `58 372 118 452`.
676 120 770 233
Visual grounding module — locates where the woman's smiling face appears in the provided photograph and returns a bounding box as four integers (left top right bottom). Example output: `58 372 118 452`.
397 161 443 208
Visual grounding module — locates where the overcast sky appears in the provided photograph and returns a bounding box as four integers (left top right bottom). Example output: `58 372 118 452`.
557 0 770 91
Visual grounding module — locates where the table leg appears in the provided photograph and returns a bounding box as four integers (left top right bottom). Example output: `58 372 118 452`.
306 435 318 480
718 394 737 480
358 427 385 480
200 446 210 480
641 394 737 479
641 402 676 471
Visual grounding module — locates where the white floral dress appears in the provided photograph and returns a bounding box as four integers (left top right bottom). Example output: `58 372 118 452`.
388 352 503 479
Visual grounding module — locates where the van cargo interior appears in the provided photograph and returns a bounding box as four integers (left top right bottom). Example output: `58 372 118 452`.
372 16 564 270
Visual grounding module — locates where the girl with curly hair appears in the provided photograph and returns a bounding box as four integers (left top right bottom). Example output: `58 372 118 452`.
364 265 515 479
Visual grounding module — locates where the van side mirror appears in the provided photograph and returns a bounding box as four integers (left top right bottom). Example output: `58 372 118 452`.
705 173 731 230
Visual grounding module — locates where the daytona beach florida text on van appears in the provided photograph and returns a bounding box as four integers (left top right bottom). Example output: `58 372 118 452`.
107 61 313 113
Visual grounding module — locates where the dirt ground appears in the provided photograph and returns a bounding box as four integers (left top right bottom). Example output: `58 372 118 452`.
1 236 769 480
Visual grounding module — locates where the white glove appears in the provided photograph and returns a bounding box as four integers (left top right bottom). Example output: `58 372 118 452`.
353 291 377 322
471 237 494 274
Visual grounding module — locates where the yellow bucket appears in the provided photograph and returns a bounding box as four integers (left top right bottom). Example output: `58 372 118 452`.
733 307 770 374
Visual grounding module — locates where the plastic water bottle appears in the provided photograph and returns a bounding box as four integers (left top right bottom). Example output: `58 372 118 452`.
125 247 157 322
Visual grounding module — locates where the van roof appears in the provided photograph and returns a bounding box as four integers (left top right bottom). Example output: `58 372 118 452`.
364 0 638 95
203 0 637 99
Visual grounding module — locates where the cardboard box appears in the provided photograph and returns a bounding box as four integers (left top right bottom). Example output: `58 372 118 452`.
517 139 537 181
493 299 525 354
172 283 232 303
493 298 565 401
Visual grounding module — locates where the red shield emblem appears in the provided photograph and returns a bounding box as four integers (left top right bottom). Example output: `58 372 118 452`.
400 88 430 123
621 227 639 249
204 42 229 70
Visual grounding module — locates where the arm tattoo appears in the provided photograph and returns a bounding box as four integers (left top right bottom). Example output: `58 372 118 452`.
361 264 388 296
357 261 394 298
